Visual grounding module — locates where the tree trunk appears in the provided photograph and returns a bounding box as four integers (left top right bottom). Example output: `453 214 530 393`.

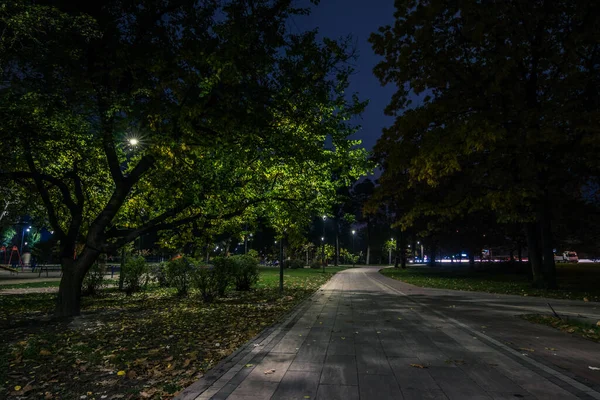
428 240 436 266
541 202 557 289
394 232 400 268
399 230 406 269
525 222 544 288
55 258 85 317
518 242 522 263
279 238 284 295
469 246 475 269
118 246 125 290
366 245 370 265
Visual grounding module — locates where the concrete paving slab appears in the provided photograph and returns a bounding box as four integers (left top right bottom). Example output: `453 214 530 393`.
178 267 600 400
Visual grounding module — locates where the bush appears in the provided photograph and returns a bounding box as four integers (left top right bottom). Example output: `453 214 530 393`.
121 256 149 295
165 257 195 296
286 259 304 269
82 262 106 296
191 265 220 302
310 261 321 269
211 257 235 296
152 262 170 288
231 255 259 290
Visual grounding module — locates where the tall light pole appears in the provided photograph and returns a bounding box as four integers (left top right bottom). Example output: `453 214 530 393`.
321 236 325 273
351 230 356 267
321 215 327 272
389 238 394 265
20 226 31 255
418 241 423 262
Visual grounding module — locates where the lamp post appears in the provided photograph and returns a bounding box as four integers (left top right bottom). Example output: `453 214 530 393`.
389 238 394 265
321 236 325 273
351 230 356 267
321 215 327 271
418 241 423 263
20 226 31 255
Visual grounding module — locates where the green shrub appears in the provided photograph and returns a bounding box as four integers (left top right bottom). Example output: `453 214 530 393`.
211 257 234 296
310 261 321 269
152 262 169 288
191 265 220 302
247 249 259 260
286 259 304 269
121 256 149 295
82 262 106 296
165 257 195 296
231 255 259 290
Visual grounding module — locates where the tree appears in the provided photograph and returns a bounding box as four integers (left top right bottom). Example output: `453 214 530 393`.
370 0 600 287
1 0 368 316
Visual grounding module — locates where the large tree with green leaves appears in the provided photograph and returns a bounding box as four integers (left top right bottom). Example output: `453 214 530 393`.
0 0 368 316
370 0 600 287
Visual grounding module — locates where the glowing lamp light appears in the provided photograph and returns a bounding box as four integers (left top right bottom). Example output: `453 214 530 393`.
129 138 139 146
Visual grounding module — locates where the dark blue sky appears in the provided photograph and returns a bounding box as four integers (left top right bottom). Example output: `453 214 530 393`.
295 0 398 151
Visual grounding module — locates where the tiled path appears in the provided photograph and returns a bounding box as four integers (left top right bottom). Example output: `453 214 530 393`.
177 267 600 400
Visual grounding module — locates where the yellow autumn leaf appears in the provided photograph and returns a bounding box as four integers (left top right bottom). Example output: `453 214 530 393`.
117 370 126 376
39 349 51 356
14 386 22 391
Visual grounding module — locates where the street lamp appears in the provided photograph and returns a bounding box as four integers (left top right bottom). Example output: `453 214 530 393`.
20 227 30 255
321 216 327 272
351 230 356 266
389 238 394 265
321 236 325 273
417 241 423 262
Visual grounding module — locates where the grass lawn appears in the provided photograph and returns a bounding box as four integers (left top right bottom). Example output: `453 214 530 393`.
0 281 62 289
381 263 600 302
0 266 347 399
520 314 600 343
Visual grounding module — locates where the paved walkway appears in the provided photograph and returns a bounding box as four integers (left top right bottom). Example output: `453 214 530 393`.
177 267 600 400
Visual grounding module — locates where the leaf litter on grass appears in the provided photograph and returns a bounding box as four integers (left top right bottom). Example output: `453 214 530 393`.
0 269 336 399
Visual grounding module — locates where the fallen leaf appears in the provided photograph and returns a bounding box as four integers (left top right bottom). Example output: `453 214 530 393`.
519 348 535 352
127 370 137 379
410 363 427 369
264 369 276 374
117 370 126 376
14 386 22 391
245 364 254 368
164 355 174 362
183 359 191 368
39 349 52 356
584 297 589 302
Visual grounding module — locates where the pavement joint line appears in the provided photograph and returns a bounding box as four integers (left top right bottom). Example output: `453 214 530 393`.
368 271 600 400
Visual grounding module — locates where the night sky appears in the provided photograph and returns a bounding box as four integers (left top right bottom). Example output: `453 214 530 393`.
296 0 398 151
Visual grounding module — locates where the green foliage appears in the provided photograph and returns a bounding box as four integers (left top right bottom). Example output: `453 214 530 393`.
285 259 305 270
121 256 149 295
211 257 235 296
191 266 220 303
310 261 322 269
1 227 15 246
246 249 259 260
1 0 373 316
152 263 170 288
231 255 260 291
81 263 106 296
165 258 194 297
